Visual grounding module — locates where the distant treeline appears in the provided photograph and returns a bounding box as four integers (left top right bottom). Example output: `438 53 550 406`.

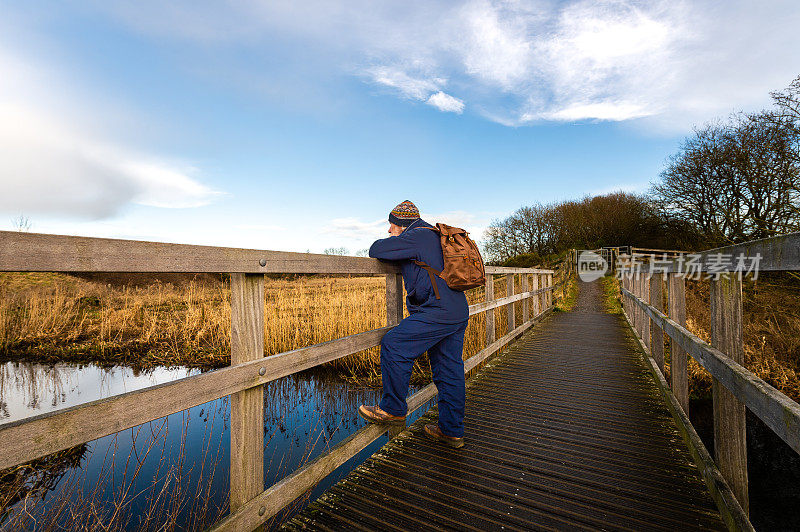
484 75 800 265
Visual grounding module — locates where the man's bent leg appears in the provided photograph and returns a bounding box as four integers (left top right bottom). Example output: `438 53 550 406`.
379 315 456 417
426 320 468 438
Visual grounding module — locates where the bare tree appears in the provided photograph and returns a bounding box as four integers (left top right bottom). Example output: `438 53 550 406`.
652 111 800 244
771 74 800 125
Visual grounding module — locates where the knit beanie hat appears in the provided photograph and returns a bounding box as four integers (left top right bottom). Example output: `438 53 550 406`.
389 200 420 227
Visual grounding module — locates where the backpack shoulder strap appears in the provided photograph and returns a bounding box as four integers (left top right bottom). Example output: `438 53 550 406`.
413 260 441 299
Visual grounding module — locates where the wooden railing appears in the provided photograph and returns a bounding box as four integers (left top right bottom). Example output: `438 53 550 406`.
615 232 800 531
0 230 556 531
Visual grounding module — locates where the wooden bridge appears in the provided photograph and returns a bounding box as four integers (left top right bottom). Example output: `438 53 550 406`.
285 280 724 531
1 231 799 531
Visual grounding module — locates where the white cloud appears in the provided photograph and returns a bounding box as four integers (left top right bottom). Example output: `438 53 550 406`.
427 91 465 113
0 46 220 219
367 67 464 113
458 0 534 89
63 1 800 130
367 66 444 100
320 211 492 251
531 101 651 122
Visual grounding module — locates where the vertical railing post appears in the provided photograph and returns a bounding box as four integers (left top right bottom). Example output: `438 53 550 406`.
631 275 638 332
650 273 664 372
385 273 404 327
531 273 539 318
668 272 689 414
636 275 644 341
485 274 495 346
710 273 749 514
521 274 529 323
230 273 266 515
506 274 515 332
385 273 404 438
547 273 553 309
642 274 651 350
622 274 628 318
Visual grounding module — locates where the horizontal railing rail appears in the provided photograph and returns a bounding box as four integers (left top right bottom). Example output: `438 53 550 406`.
624 233 800 272
0 230 554 276
615 232 800 530
621 288 800 453
0 230 557 531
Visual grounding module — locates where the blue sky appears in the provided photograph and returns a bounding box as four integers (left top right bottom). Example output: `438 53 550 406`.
2 1 799 253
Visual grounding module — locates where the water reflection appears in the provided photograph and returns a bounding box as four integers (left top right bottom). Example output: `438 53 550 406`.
0 362 199 424
0 362 433 531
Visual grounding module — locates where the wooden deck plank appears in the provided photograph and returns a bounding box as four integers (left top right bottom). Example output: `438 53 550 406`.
284 280 726 531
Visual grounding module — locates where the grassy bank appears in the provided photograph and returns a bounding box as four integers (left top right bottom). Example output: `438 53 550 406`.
602 273 800 402
0 273 536 383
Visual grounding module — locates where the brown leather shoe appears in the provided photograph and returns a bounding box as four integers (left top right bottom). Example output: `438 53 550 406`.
424 424 464 448
358 405 406 425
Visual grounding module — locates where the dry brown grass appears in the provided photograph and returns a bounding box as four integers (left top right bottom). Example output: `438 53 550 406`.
0 273 532 384
681 273 800 402
604 272 800 402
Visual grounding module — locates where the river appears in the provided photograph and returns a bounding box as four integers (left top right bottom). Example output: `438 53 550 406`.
0 361 432 530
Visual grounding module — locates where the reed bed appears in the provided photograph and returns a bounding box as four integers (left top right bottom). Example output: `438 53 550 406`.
0 272 537 384
601 274 800 402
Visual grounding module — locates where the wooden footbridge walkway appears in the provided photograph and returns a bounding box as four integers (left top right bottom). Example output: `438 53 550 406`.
286 280 725 531
2 231 799 531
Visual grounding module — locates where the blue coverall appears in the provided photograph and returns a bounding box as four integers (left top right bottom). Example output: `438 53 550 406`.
369 218 469 438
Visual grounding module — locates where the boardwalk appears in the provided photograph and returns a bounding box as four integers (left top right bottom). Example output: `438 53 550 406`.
286 280 725 531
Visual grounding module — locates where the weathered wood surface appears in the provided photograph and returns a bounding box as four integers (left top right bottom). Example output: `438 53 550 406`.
385 273 404 325
506 274 515 332
621 286 800 455
621 299 753 532
287 281 725 531
652 232 800 272
710 275 749 515
484 266 554 275
521 274 530 322
642 275 651 350
485 274 495 346
0 231 399 274
668 273 689 414
650 273 664 372
229 273 266 512
467 287 551 316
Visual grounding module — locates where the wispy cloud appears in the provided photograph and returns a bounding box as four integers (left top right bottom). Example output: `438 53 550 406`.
366 66 464 113
427 91 465 113
91 0 800 131
0 44 221 219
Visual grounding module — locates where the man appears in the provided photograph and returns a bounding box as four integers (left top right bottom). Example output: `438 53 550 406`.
358 200 469 448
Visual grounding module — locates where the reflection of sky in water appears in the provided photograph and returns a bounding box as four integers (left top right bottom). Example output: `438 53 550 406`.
0 362 199 423
2 362 434 530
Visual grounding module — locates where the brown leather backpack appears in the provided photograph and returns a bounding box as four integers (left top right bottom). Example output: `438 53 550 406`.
413 223 486 299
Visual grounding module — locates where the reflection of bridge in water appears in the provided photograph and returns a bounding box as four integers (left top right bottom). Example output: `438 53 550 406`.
0 230 798 531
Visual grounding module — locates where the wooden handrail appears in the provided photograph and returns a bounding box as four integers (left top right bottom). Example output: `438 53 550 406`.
0 230 556 275
0 231 399 274
0 230 557 531
621 286 800 455
618 231 800 522
626 232 800 272
0 284 553 471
